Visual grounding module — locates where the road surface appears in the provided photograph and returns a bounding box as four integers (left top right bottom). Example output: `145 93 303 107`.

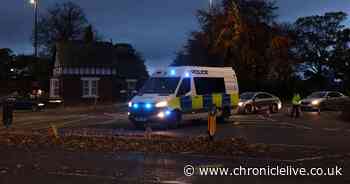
1 105 350 151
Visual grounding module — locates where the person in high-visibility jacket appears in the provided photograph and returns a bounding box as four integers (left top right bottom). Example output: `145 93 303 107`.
291 93 301 118
208 108 217 140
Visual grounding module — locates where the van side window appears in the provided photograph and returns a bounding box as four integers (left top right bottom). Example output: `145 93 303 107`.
177 78 191 97
194 78 226 95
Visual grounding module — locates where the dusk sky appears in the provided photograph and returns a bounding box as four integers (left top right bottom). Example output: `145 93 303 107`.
0 0 349 72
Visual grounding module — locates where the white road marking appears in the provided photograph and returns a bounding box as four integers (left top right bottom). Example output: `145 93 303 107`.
279 122 313 130
162 181 190 184
232 121 313 130
323 128 340 132
32 116 92 130
48 171 117 180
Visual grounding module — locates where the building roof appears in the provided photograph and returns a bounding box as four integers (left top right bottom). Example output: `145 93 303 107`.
55 41 118 68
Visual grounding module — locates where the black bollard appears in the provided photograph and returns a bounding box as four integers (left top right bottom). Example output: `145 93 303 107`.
2 100 14 128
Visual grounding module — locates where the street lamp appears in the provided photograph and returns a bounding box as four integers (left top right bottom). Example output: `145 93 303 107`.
209 0 214 10
30 0 39 57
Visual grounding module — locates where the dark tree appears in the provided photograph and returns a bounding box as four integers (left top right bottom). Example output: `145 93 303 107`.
84 25 94 43
293 12 348 87
35 1 89 56
331 28 350 91
0 48 14 80
114 43 149 80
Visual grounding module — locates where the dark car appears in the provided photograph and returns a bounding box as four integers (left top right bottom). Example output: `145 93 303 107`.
238 92 282 114
6 96 45 112
300 91 350 111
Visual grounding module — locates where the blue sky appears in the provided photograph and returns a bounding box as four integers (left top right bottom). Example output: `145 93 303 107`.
0 0 349 72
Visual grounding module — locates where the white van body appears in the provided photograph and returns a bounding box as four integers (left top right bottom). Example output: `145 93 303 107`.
128 66 239 127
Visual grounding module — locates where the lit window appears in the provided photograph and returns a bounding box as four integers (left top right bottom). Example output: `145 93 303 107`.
50 78 60 98
81 78 99 98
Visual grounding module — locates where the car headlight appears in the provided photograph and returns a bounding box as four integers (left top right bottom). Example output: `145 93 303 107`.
128 102 132 107
155 101 168 108
238 102 244 107
311 100 320 106
278 102 282 109
38 103 45 107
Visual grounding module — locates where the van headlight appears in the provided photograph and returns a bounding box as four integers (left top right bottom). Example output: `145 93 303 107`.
38 103 45 107
238 102 244 107
128 102 132 107
155 101 168 108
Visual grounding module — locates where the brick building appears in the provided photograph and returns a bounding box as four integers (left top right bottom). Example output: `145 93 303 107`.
49 41 147 105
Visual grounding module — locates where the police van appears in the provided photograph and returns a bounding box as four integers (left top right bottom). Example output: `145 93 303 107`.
128 66 239 128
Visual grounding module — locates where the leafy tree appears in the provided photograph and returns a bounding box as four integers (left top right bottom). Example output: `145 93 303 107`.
173 0 296 90
35 1 90 56
293 12 348 88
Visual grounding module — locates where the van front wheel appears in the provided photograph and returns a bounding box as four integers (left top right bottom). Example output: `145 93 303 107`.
168 110 182 129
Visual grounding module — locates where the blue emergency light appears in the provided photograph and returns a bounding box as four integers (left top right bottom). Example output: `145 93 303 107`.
145 103 152 109
133 103 139 109
170 69 176 76
165 110 171 116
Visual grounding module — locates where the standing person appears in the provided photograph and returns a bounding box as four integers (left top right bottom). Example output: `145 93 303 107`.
291 93 301 118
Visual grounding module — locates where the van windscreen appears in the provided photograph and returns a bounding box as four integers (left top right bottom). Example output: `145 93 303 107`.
139 77 180 95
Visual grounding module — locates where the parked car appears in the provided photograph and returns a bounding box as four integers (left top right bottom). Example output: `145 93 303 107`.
238 92 282 114
300 91 349 111
6 96 45 112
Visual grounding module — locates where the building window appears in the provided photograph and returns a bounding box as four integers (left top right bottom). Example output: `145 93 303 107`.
80 68 84 75
84 68 89 75
74 68 79 75
96 68 101 75
50 78 60 98
81 77 100 98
